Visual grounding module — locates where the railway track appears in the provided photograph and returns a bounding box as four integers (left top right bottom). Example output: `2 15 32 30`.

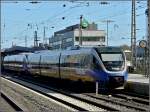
83 93 149 111
115 90 149 100
1 90 28 112
108 90 149 105
2 72 149 111
1 76 116 111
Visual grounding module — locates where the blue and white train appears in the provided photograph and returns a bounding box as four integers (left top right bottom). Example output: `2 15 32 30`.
3 46 128 88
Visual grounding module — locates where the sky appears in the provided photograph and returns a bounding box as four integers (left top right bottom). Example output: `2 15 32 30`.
1 0 148 49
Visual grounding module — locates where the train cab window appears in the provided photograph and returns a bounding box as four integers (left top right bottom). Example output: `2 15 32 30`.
93 57 100 70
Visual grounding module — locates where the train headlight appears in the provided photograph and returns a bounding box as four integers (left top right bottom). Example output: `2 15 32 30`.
114 77 123 82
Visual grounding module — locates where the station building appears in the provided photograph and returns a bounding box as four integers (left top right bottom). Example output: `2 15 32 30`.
49 23 106 50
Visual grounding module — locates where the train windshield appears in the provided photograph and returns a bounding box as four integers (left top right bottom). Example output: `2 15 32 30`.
95 47 125 71
101 53 125 71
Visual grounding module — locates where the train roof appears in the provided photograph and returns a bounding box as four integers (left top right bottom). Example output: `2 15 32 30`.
34 48 92 56
94 46 123 53
32 46 122 55
31 46 122 53
4 46 123 58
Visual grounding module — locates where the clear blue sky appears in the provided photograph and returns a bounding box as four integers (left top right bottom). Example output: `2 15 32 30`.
1 1 147 49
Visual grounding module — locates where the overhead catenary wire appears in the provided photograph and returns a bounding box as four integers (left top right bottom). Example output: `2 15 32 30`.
2 1 147 48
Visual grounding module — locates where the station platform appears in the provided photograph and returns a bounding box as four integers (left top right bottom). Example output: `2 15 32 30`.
124 74 149 96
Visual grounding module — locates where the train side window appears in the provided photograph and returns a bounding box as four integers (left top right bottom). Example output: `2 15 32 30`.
25 55 29 64
80 54 90 68
93 57 100 70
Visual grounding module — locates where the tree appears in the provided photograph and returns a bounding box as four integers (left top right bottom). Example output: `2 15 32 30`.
120 44 130 51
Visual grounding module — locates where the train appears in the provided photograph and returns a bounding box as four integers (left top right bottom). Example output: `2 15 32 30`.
3 46 128 88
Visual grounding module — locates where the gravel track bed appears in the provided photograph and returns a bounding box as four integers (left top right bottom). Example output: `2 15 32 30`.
110 93 149 106
84 93 149 111
2 77 104 111
1 78 72 112
8 76 116 111
119 90 149 99
0 95 16 112
71 93 139 112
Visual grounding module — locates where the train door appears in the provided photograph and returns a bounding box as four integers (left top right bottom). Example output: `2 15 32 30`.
60 52 81 81
28 54 41 75
23 55 29 72
60 52 93 82
40 54 60 78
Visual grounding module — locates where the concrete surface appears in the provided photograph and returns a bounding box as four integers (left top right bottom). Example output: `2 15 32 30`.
124 74 149 96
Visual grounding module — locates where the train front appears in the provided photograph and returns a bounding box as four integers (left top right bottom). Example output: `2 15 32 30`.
95 47 128 88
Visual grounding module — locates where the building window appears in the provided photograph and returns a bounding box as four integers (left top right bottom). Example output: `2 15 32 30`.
75 37 79 41
75 36 105 42
99 36 105 42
